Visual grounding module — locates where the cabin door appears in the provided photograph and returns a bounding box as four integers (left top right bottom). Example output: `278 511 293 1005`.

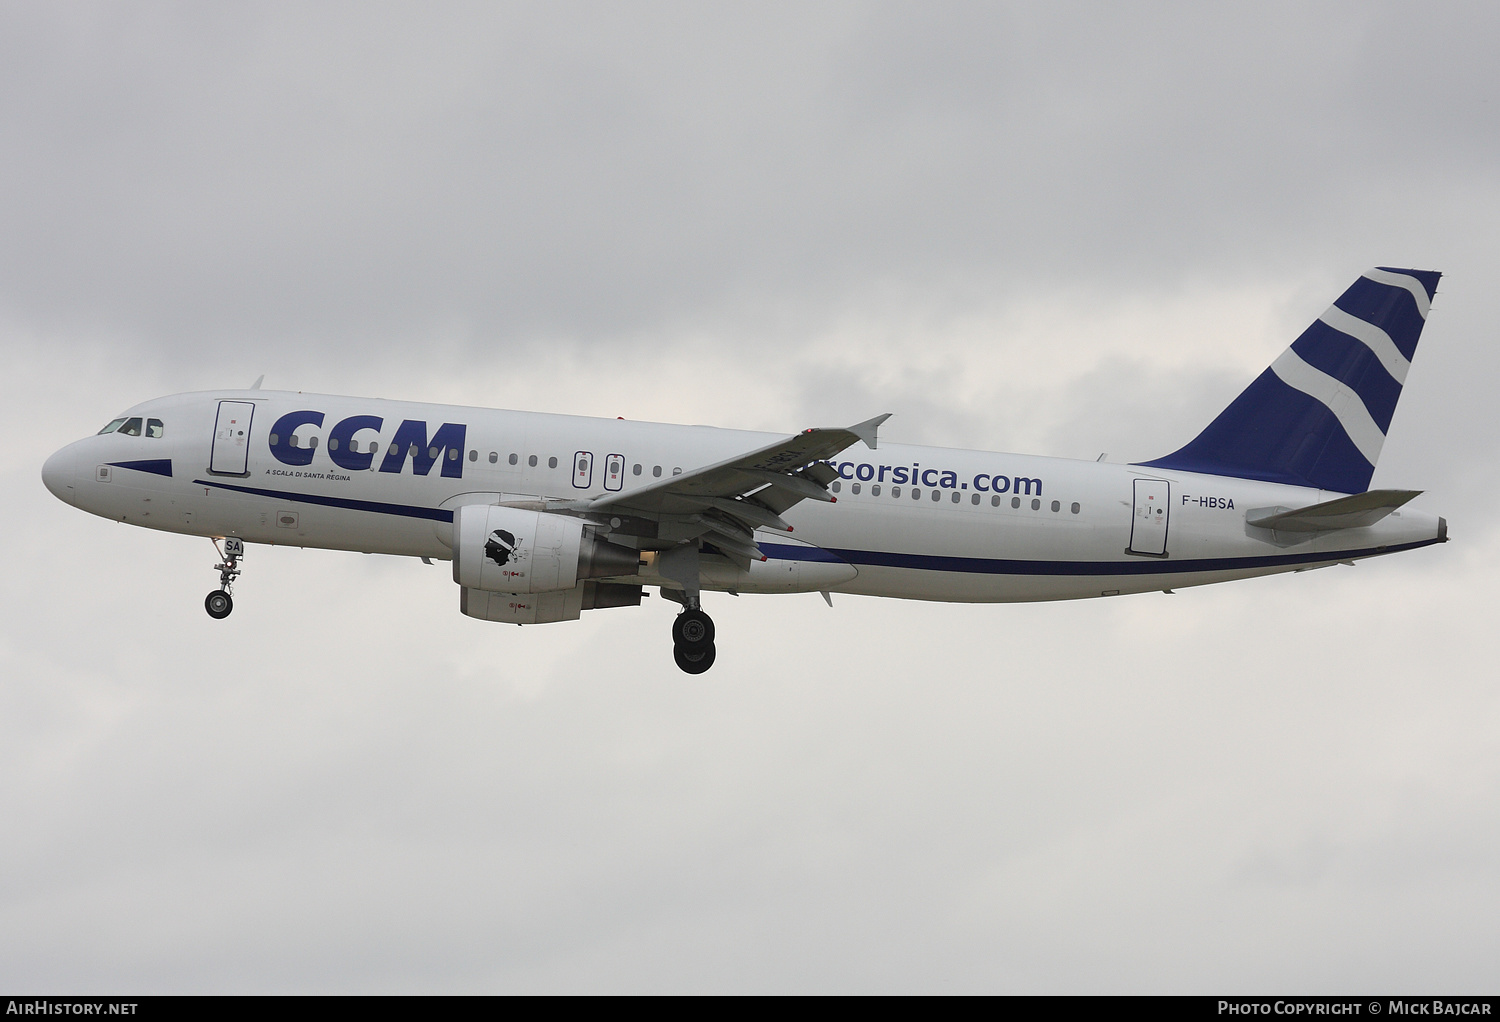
209 400 255 476
1129 478 1170 556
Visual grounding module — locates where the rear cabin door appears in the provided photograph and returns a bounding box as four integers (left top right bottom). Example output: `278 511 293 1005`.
1129 478 1170 556
209 400 255 476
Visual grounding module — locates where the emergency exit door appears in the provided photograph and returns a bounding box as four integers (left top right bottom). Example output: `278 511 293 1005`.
1129 478 1170 556
604 454 625 491
209 400 255 476
572 451 594 489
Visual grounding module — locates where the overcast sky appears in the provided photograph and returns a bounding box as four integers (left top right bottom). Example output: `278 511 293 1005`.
3 1 1498 993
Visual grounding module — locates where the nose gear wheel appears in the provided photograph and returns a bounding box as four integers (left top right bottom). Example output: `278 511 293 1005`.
205 590 233 619
205 537 243 620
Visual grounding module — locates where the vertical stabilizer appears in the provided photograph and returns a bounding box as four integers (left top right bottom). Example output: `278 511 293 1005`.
1140 267 1440 493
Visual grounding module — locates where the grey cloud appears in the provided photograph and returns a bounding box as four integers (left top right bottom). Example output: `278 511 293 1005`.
4 2 1498 363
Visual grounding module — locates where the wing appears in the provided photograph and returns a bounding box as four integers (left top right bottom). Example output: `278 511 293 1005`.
583 413 890 565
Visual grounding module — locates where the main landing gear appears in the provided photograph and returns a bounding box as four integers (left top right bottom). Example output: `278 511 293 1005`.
658 544 718 674
205 537 243 620
672 607 716 674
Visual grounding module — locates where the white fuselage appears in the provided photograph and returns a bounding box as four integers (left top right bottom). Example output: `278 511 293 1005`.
42 389 1447 604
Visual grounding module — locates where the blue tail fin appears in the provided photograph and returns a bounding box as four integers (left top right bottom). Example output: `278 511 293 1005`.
1139 267 1440 493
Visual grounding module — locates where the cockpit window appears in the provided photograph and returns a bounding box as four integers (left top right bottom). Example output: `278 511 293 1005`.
146 418 164 438
97 418 127 435
117 417 143 437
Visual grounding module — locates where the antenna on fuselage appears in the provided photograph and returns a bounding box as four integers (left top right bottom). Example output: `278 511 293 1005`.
250 375 264 390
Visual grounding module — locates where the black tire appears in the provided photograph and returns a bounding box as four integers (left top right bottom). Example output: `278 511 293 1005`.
672 609 715 648
673 641 716 675
205 590 233 620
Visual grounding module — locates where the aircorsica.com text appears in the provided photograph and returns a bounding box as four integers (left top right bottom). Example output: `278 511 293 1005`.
1219 1004 1491 1016
833 461 1040 494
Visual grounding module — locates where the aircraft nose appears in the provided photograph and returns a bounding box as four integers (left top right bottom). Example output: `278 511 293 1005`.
42 445 80 502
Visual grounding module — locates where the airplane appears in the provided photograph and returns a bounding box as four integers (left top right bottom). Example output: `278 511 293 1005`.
42 267 1447 674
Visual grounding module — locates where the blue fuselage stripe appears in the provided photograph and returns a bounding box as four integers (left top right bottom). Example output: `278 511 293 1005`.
813 540 1437 576
194 479 455 522
111 459 174 477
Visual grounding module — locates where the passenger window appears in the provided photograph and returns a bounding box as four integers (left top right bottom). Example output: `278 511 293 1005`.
851 482 861 494
971 494 980 505
146 419 164 438
1071 502 1081 514
468 450 477 462
269 434 280 445
308 437 318 449
672 467 682 475
951 492 960 504
489 452 498 463
509 453 518 465
548 457 558 469
97 418 127 435
289 435 299 448
830 481 841 493
1031 498 1041 510
528 455 538 467
389 443 400 456
991 495 1000 506
1051 500 1060 512
871 484 881 496
892 486 901 498
653 466 662 477
912 489 921 499
118 417 143 436
449 448 459 461
1012 496 1021 508
633 464 642 475
329 439 340 451
931 491 940 502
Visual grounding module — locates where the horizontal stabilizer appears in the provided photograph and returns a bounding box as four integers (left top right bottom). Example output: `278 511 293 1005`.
1245 489 1421 532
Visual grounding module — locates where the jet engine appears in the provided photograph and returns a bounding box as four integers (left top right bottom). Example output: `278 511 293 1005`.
452 504 639 594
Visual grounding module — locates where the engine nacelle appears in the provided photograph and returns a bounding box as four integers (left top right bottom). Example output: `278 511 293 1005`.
453 504 639 594
460 581 644 624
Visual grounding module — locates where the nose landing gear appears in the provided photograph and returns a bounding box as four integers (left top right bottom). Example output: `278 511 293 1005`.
671 607 716 675
205 537 243 620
